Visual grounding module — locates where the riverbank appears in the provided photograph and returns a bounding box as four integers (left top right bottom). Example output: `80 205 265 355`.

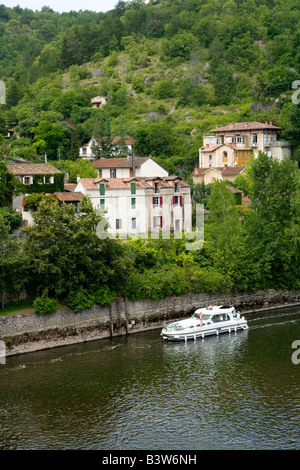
1 289 300 357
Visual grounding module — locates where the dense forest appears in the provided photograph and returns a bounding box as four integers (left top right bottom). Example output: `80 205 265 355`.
0 0 299 311
0 0 300 175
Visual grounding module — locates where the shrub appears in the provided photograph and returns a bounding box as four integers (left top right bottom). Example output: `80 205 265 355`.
66 287 94 313
33 292 59 315
90 285 116 307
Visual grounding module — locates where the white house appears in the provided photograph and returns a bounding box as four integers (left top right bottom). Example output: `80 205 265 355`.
91 156 168 179
74 175 192 238
91 96 108 108
79 136 135 160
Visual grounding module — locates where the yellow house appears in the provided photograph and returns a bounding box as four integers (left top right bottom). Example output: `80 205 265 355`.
199 121 290 169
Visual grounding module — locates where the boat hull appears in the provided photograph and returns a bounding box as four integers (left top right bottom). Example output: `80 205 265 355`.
162 319 248 341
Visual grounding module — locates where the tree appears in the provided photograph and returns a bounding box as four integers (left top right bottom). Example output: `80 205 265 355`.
0 162 20 207
23 196 126 297
67 127 81 161
92 111 113 158
31 121 67 160
0 216 24 308
245 152 300 289
205 181 248 290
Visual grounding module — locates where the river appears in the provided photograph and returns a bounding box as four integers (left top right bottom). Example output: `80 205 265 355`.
1 306 300 450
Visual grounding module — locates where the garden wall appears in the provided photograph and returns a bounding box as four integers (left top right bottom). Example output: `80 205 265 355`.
1 289 300 356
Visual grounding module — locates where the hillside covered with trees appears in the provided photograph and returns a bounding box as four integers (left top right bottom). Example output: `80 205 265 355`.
0 0 300 175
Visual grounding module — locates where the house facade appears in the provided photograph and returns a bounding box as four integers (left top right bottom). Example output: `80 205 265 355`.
91 96 108 108
191 166 246 186
199 121 290 169
7 163 64 211
91 156 168 179
74 176 191 238
79 136 135 160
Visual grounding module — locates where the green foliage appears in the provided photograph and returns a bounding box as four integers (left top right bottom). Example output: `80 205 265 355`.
0 162 20 206
51 159 97 183
33 291 59 315
90 285 116 307
66 287 94 313
0 207 22 232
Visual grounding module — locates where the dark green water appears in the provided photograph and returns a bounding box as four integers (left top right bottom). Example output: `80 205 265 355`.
1 307 300 450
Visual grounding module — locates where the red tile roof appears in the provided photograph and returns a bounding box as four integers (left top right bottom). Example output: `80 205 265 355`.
92 157 149 169
209 121 281 133
54 192 84 202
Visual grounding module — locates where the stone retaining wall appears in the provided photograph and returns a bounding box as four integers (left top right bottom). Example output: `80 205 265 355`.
1 289 300 356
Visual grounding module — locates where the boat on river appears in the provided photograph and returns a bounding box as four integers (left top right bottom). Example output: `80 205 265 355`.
161 305 248 341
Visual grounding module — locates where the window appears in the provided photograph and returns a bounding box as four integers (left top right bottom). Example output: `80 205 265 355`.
153 216 163 229
173 195 182 207
100 199 105 210
116 219 122 230
131 182 136 194
154 182 159 193
23 176 32 185
175 219 181 231
223 151 228 162
153 196 162 208
131 217 136 230
100 183 105 195
110 169 116 178
131 198 136 209
82 148 87 155
174 182 179 193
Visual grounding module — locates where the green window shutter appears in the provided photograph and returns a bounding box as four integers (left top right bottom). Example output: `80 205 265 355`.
131 182 136 194
100 199 105 209
100 183 105 195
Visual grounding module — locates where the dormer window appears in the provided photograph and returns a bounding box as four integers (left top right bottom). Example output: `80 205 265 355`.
154 182 159 193
100 183 105 195
174 182 179 193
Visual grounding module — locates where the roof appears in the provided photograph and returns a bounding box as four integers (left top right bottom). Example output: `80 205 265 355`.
78 176 189 191
64 183 77 192
209 121 281 133
91 96 107 102
192 166 245 176
83 135 135 149
7 163 63 176
54 192 84 202
92 157 150 169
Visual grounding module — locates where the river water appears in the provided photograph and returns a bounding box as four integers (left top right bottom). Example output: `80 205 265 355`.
1 307 300 450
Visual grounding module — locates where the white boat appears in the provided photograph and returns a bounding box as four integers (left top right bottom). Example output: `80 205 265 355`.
161 305 248 341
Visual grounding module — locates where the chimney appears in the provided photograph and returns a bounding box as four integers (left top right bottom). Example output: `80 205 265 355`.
77 174 80 183
44 153 47 163
132 148 136 177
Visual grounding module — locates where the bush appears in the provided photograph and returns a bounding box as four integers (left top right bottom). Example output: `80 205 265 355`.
90 285 116 307
66 287 94 313
0 207 22 232
33 292 59 315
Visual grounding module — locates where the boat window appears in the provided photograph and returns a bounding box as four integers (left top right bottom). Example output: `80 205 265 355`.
192 312 200 319
203 314 211 321
211 314 230 322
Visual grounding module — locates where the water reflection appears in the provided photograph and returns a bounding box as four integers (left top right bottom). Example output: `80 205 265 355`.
1 307 300 450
